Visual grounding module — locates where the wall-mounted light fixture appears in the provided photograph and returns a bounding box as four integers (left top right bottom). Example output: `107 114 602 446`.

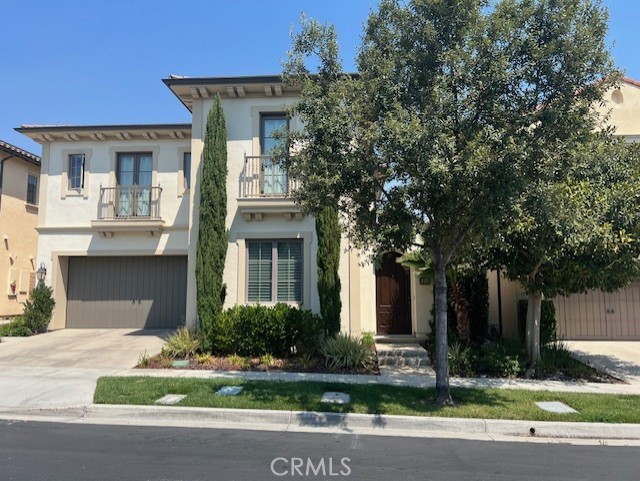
36 262 47 286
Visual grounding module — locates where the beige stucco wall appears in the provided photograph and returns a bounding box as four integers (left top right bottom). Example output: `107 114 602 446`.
0 156 40 316
600 80 640 138
37 137 190 328
185 96 321 328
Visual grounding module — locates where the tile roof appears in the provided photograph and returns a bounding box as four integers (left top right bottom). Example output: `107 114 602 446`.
0 139 41 165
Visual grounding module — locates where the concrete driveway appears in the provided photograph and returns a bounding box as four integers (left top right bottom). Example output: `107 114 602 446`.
566 341 640 384
0 329 169 409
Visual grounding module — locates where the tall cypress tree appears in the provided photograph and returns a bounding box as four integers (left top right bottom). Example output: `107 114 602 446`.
196 93 228 346
316 206 342 335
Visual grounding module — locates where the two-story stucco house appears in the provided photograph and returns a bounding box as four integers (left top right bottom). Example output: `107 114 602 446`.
0 140 41 318
17 76 433 336
16 75 640 340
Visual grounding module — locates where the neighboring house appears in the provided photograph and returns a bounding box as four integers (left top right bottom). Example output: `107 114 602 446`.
15 75 639 340
0 140 41 317
491 77 640 341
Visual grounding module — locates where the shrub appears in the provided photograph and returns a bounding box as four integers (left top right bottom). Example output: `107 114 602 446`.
517 299 557 346
361 331 375 348
448 341 475 377
137 350 150 367
162 327 200 359
209 304 322 357
537 341 594 378
319 333 375 372
0 317 32 337
476 340 524 377
22 285 55 333
316 206 342 335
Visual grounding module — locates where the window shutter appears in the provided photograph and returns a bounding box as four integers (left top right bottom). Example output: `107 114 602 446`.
277 241 302 302
247 241 273 302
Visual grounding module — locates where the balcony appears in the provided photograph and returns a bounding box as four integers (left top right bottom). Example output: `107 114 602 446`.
91 186 164 237
238 155 303 221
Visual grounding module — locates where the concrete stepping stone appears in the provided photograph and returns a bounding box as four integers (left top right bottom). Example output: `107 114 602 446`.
321 392 351 404
171 360 189 368
535 401 578 414
216 386 243 396
155 394 186 405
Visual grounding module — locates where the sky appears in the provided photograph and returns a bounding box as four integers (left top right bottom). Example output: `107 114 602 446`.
2 0 639 154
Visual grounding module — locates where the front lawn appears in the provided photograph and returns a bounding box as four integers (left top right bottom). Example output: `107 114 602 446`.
94 377 640 424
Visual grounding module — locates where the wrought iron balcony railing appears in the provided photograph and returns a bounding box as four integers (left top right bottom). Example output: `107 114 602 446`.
239 155 299 199
97 186 162 220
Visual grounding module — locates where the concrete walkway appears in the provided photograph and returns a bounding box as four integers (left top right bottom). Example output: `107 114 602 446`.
115 367 640 395
0 329 168 408
566 341 640 384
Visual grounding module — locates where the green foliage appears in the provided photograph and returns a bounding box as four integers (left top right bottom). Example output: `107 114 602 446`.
475 341 525 378
319 333 375 372
447 342 475 377
461 271 489 342
316 207 342 335
137 350 150 367
196 93 229 351
23 285 55 334
209 304 322 357
517 300 557 346
0 317 32 337
260 354 276 368
281 1 617 399
228 354 250 369
162 327 200 359
537 341 596 379
361 331 375 348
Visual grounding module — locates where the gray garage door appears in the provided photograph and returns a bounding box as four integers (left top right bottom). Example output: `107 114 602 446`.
66 256 187 329
554 282 640 340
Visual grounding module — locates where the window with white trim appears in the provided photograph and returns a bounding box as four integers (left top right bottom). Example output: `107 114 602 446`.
68 153 85 190
247 240 302 303
183 152 191 190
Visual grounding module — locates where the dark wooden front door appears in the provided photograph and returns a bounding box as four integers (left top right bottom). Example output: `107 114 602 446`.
376 252 412 334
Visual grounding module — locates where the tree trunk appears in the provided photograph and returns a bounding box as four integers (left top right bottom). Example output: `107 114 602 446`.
451 279 470 345
525 292 542 368
434 254 453 406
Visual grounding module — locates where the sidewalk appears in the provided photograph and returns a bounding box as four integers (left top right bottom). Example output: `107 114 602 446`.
109 367 640 395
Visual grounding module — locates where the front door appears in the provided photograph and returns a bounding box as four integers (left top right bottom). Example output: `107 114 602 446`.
116 152 152 217
376 252 412 334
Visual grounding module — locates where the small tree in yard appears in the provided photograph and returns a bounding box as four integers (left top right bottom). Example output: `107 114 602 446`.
279 0 616 405
496 138 640 368
196 93 228 348
316 206 342 335
23 285 55 333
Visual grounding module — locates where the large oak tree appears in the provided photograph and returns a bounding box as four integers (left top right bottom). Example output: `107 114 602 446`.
279 0 616 404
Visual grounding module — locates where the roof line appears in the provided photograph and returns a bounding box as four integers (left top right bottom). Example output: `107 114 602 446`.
0 139 41 165
16 123 192 133
622 76 640 88
162 74 284 87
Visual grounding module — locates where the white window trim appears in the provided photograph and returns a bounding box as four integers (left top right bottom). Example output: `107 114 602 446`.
236 231 313 308
60 148 92 199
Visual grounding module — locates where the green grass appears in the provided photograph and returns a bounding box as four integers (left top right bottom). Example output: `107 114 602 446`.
94 377 640 424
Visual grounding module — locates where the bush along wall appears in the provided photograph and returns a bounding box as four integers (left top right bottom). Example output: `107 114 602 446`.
517 299 557 346
315 206 342 335
209 304 323 357
196 93 229 351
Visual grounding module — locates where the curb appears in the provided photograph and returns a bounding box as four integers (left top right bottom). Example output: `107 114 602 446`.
3 404 639 441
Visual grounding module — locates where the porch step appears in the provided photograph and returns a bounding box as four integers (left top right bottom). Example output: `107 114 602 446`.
375 343 430 368
375 335 427 344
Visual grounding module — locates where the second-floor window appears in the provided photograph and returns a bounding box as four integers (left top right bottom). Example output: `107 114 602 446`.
183 152 191 190
116 152 152 217
260 114 288 195
68 154 85 190
26 174 38 205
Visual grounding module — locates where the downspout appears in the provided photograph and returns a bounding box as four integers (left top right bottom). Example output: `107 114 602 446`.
0 154 15 212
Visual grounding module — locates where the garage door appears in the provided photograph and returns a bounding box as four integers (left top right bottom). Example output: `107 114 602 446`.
554 282 640 340
66 256 187 329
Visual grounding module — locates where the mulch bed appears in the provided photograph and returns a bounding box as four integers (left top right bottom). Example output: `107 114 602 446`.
139 353 380 375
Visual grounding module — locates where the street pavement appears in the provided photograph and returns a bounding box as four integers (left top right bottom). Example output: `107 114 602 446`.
1 421 638 481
